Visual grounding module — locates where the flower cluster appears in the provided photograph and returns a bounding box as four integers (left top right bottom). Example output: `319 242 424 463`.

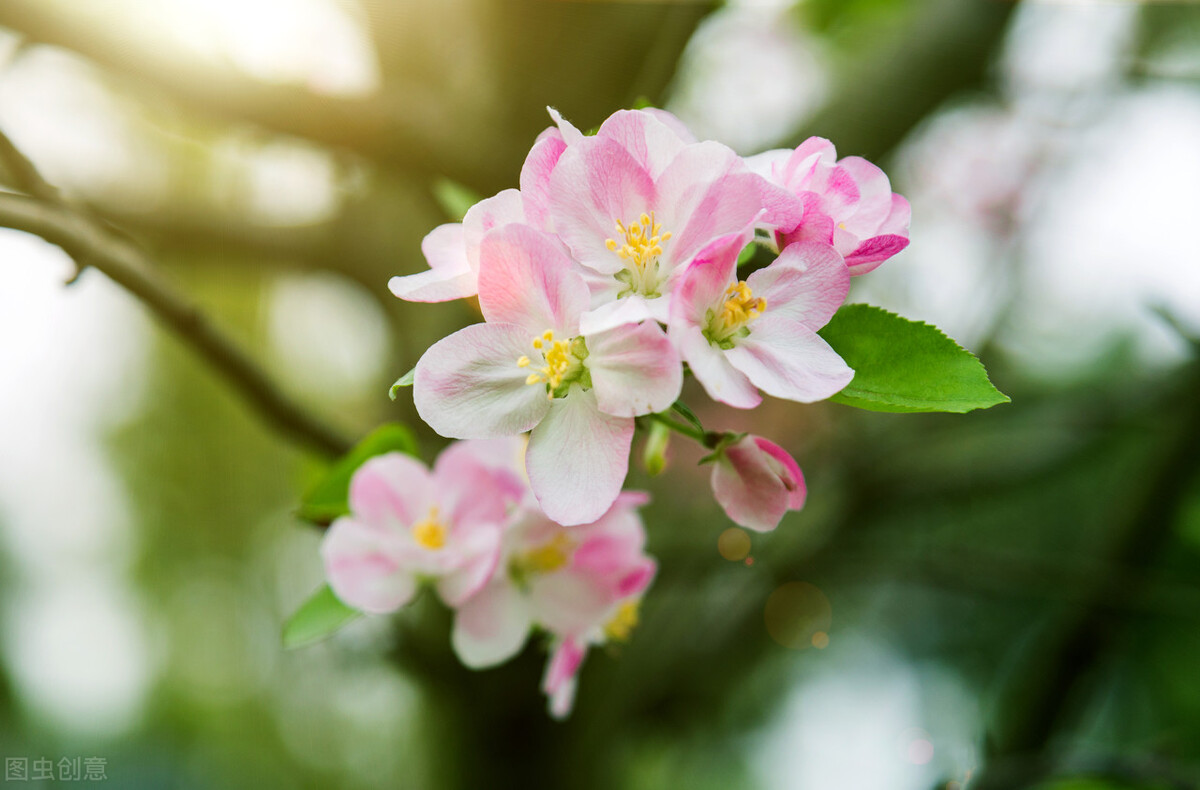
322 439 655 718
396 107 908 529
324 106 909 717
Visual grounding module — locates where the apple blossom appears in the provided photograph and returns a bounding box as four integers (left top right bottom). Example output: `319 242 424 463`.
321 449 512 614
548 109 784 334
747 137 911 275
669 233 854 409
414 222 682 525
710 435 807 532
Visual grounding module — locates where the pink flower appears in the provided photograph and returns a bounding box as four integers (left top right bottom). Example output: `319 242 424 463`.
669 233 854 409
710 435 807 532
747 137 911 275
388 127 569 302
451 492 656 718
321 448 512 614
548 109 774 334
413 223 682 526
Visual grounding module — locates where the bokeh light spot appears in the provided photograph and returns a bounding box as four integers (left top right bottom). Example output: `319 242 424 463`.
764 582 832 650
811 631 830 650
718 527 752 561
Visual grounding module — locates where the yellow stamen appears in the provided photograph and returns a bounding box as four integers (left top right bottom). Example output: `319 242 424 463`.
411 506 447 550
522 532 573 574
604 600 641 642
517 329 581 399
719 281 767 330
605 211 672 274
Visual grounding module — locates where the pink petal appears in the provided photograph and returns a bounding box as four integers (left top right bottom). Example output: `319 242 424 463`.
674 324 762 409
838 156 894 233
747 241 849 331
477 224 589 336
388 224 477 302
321 517 417 613
436 524 503 607
451 581 533 668
578 293 659 336
781 137 838 190
520 131 568 230
542 638 586 719
549 137 658 275
596 109 688 179
640 108 698 143
725 315 854 403
654 141 764 268
434 451 511 533
529 572 612 636
710 435 805 532
844 235 911 275
525 389 634 526
435 438 529 506
348 453 435 529
461 189 527 267
671 232 743 321
414 323 552 439
586 321 682 418
547 106 585 147
755 437 807 511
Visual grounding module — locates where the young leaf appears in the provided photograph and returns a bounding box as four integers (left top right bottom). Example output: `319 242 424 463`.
819 304 1010 413
389 367 415 400
670 400 705 433
298 423 419 525
283 585 362 649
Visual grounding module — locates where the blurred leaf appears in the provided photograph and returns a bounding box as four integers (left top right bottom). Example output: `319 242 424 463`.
432 178 483 222
389 367 415 400
819 304 1010 413
282 584 362 649
298 423 419 525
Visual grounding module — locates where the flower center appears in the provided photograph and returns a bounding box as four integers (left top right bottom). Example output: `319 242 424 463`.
517 330 590 399
411 506 447 550
704 281 766 349
605 212 671 298
509 531 575 587
603 599 641 642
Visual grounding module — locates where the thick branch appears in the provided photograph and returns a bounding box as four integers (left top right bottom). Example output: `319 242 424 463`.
0 191 353 458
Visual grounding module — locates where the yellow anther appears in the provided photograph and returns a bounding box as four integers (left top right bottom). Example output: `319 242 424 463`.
604 211 672 274
516 329 583 397
532 338 543 349
719 280 767 330
517 356 531 368
604 600 641 642
525 373 542 386
522 532 573 574
543 330 555 341
411 506 446 550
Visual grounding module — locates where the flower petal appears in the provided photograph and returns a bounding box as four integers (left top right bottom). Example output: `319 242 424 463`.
525 388 633 526
674 324 761 409
747 241 849 331
389 223 477 302
710 435 804 532
451 581 533 668
477 224 589 336
549 137 658 275
322 517 417 613
586 322 682 417
348 453 434 529
520 130 568 230
414 323 552 439
547 106 585 146
436 524 503 607
578 292 658 336
725 315 854 403
461 188 527 267
596 109 688 179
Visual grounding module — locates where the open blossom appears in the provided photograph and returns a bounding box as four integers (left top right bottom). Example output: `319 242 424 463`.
711 435 807 532
414 223 682 525
747 137 911 275
548 109 783 335
321 449 512 613
388 127 569 302
669 233 854 409
450 491 656 718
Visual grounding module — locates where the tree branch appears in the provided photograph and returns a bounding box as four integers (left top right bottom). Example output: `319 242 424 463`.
0 190 353 458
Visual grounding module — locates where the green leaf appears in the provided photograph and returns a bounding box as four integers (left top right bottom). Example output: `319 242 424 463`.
298 423 419 525
283 585 362 648
388 367 415 400
670 400 705 433
432 178 482 222
819 304 1010 413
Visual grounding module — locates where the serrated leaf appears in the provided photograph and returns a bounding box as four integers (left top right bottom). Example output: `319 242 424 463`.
432 178 482 222
389 368 415 400
819 304 1010 413
283 585 362 648
298 423 419 525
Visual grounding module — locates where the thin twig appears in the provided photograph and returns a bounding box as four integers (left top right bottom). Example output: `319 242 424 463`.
0 190 353 458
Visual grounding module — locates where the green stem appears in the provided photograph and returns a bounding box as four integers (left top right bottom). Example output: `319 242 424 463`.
646 411 730 450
